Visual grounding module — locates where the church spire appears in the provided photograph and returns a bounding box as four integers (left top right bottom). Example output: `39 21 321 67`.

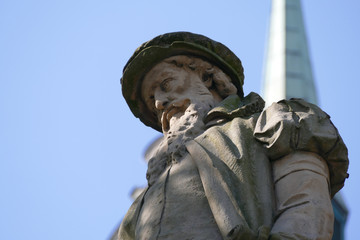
262 0 317 105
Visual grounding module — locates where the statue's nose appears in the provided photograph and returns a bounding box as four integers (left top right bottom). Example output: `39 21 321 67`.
154 90 171 110
155 99 167 110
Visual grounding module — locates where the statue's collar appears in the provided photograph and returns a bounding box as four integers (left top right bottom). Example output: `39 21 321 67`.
204 92 265 127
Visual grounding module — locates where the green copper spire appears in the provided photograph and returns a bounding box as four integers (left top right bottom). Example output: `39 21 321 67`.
262 0 317 105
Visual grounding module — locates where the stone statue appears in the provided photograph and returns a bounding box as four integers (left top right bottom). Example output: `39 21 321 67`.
119 32 349 240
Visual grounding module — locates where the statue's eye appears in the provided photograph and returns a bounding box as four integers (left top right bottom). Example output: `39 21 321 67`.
160 78 174 92
146 95 155 110
202 73 213 82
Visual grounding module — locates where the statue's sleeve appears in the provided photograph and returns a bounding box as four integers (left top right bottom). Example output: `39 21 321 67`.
118 189 147 240
253 98 349 197
254 99 349 239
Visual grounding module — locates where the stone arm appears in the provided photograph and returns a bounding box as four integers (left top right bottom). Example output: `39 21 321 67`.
254 99 349 240
270 151 333 239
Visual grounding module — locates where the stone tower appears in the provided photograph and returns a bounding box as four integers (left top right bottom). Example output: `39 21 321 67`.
262 0 317 105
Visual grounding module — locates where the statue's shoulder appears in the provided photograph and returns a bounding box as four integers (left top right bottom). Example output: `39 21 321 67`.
254 98 349 197
204 92 264 126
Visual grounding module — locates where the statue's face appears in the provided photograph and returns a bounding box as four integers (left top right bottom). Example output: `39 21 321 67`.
142 56 221 132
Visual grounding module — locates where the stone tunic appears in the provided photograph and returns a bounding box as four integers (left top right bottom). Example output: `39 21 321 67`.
136 153 222 240
118 93 349 240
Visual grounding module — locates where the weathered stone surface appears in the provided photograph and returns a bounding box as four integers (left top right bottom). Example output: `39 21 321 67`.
119 32 349 240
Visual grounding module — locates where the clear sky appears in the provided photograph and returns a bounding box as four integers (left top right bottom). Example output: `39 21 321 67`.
1 1 359 239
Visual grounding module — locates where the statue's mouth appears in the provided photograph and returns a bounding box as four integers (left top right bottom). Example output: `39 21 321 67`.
161 99 190 132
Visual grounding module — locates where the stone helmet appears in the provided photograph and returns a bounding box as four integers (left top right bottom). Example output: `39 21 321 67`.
121 31 244 132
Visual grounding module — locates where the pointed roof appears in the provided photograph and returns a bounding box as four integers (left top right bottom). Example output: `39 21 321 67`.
262 0 317 105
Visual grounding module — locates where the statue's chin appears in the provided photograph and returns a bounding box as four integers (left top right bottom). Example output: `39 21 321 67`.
163 101 213 136
162 111 184 133
167 112 186 130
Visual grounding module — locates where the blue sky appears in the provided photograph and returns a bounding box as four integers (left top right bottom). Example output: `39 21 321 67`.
1 1 359 239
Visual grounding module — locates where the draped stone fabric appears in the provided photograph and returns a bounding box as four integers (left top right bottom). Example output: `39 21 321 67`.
270 152 334 239
118 93 348 240
254 98 349 197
